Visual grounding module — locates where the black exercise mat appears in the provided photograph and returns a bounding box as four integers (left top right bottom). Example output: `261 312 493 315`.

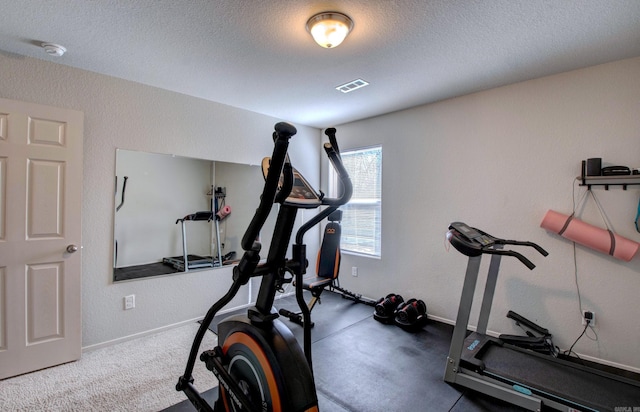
167 291 528 412
206 290 373 344
311 318 526 412
274 291 374 345
310 318 462 411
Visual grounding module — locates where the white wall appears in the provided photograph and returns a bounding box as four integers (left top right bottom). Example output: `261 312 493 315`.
332 57 640 371
0 53 321 347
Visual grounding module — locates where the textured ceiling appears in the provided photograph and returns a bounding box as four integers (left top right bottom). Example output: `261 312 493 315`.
1 0 640 128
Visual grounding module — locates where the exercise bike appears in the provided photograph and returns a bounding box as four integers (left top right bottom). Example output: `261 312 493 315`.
176 122 352 412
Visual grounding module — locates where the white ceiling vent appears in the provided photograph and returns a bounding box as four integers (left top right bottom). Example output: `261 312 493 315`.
336 78 369 93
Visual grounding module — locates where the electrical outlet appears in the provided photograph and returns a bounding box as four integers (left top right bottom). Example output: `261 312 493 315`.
582 310 595 326
124 294 136 310
351 266 358 277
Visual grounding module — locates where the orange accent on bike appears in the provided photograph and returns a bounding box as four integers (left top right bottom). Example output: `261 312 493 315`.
221 331 282 412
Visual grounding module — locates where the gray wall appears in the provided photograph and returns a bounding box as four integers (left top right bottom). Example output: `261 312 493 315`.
330 56 640 372
0 53 321 348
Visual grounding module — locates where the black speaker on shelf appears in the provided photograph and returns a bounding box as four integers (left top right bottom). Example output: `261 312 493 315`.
586 158 602 176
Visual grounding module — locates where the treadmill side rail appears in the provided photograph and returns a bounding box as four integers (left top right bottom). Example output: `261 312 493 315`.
453 372 542 411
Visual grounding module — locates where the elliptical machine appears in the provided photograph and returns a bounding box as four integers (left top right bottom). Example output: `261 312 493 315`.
176 122 352 412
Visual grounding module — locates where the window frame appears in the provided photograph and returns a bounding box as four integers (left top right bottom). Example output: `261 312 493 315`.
329 144 382 258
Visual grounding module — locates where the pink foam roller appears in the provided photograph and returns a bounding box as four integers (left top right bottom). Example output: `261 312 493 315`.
216 205 231 221
540 210 639 262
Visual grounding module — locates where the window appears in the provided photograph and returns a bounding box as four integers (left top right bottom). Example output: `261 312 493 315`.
330 145 382 257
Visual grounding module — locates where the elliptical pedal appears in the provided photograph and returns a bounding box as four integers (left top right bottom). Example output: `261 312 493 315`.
278 308 315 328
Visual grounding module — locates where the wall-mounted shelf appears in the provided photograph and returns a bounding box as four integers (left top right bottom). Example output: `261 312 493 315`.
578 174 640 190
579 160 640 190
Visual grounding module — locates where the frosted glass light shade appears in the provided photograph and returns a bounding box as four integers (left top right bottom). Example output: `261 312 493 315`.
306 12 354 49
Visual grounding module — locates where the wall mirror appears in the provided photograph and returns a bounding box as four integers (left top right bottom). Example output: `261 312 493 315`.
113 149 276 282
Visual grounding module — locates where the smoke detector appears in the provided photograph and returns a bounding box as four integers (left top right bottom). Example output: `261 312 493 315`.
41 43 67 57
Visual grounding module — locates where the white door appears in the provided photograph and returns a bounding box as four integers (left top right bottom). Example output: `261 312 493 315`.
0 98 83 379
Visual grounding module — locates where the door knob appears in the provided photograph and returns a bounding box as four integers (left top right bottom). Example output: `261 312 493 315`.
66 244 79 253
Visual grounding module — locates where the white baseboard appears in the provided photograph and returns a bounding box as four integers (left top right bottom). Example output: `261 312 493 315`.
81 304 254 353
82 317 204 352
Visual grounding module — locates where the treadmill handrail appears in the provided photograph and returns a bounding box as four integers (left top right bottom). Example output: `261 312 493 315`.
499 239 549 257
483 248 536 270
447 223 548 270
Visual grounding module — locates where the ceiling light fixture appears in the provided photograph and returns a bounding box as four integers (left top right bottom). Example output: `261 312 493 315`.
41 42 67 57
306 12 353 49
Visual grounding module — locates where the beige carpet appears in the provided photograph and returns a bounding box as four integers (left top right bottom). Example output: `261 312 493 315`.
0 323 218 411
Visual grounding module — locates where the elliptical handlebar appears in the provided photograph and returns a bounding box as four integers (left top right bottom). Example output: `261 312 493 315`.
321 141 353 207
293 129 352 244
232 122 296 285
290 127 352 369
240 122 296 252
324 127 340 158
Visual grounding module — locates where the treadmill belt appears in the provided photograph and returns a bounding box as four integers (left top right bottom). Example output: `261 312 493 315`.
481 344 640 411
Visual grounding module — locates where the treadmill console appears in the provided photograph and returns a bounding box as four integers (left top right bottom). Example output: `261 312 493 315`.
449 222 494 246
448 222 495 257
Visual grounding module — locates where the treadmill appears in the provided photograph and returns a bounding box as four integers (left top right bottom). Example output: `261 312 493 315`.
163 211 217 272
444 221 640 411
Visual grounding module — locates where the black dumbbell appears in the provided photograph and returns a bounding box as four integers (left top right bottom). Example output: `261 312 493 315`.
394 299 427 332
373 293 404 324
